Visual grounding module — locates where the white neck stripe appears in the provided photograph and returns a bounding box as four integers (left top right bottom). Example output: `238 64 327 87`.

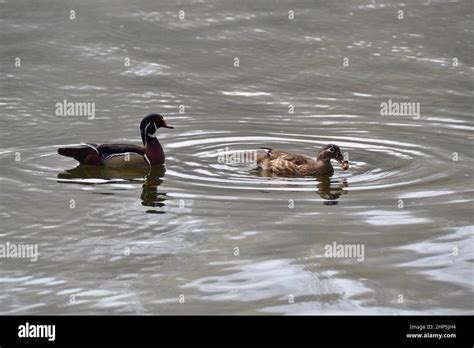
143 122 152 144
82 143 99 154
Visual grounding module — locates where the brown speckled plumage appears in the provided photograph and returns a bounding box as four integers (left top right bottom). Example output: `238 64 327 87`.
257 144 348 177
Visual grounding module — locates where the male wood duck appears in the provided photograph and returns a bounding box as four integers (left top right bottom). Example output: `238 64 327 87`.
58 114 174 168
256 144 349 176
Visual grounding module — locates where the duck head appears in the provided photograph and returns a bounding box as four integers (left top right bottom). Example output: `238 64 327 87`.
140 114 174 144
317 144 349 170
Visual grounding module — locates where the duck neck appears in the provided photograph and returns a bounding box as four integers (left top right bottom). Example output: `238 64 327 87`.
317 157 333 170
144 135 165 165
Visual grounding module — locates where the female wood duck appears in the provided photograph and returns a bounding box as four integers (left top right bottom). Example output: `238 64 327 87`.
257 144 349 176
58 114 174 168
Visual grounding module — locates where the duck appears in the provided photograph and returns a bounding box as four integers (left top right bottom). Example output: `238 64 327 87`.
58 114 174 168
256 144 349 176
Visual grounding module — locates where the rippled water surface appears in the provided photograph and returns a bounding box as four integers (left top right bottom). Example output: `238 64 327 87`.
1 0 473 314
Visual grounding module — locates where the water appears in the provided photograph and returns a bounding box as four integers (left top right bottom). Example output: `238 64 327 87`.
0 0 473 314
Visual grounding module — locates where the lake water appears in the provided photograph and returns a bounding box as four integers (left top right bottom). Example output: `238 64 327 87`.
0 0 473 314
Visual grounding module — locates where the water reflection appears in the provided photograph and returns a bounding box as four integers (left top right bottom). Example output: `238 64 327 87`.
317 177 348 204
254 169 348 202
57 165 167 209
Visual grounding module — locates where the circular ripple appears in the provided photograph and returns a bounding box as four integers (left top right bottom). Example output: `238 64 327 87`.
162 131 447 193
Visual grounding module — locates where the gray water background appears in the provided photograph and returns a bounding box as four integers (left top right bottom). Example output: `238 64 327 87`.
0 0 473 314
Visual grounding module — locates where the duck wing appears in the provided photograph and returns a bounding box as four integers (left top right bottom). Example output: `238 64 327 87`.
263 157 299 175
58 143 146 165
94 144 145 157
259 147 312 165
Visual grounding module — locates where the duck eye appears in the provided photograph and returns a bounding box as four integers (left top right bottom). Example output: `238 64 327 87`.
329 147 335 152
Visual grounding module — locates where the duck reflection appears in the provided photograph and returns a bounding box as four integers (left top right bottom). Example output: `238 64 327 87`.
254 170 348 203
316 176 348 205
57 165 167 210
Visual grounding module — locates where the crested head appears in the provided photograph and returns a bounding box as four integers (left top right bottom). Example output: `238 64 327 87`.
140 114 174 145
317 144 344 162
140 114 174 131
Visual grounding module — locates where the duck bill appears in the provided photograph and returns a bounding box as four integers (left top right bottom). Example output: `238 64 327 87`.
336 153 345 165
162 120 174 129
